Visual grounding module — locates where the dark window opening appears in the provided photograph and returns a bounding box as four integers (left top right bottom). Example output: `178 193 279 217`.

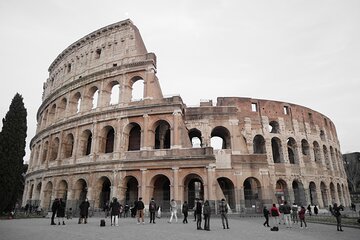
253 135 266 154
105 129 115 153
85 134 92 155
128 124 141 151
155 121 171 149
67 63 71 73
96 48 102 59
269 121 280 133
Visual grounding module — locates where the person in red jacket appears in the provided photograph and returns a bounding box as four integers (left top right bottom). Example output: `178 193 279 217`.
270 203 280 228
298 206 307 228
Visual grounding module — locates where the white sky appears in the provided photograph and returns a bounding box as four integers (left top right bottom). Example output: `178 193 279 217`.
1 0 359 162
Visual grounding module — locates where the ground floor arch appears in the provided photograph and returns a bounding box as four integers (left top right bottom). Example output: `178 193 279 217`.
309 181 318 205
243 177 262 212
43 181 53 210
292 180 306 206
217 177 235 210
95 176 111 209
125 176 139 206
151 175 171 210
57 180 68 200
320 182 329 208
275 179 290 204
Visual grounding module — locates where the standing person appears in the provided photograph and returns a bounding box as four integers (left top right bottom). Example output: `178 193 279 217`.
124 203 130 218
307 205 312 216
291 203 298 224
219 198 229 229
57 198 66 225
333 203 344 231
168 199 178 223
79 198 90 224
270 203 280 229
283 201 292 228
279 203 285 225
195 198 203 230
136 197 145 224
149 198 157 224
314 205 319 215
50 198 59 225
110 198 121 226
203 200 211 231
182 201 189 224
104 201 110 218
263 206 270 227
298 206 307 229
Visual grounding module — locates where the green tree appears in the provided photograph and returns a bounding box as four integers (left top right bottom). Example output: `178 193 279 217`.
0 93 27 213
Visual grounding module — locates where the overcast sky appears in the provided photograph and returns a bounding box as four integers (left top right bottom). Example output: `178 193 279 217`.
1 0 359 162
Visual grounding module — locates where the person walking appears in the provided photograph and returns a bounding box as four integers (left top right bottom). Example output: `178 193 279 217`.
110 198 121 226
263 206 270 227
283 201 292 228
79 198 90 224
307 204 312 216
270 203 280 229
333 203 344 231
50 198 59 225
136 197 145 224
57 198 66 225
182 201 189 224
195 198 202 230
203 200 211 231
298 206 307 229
149 198 157 223
219 198 229 229
168 199 178 223
291 203 298 224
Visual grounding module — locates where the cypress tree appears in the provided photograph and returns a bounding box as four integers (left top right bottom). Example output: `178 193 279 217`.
0 93 27 213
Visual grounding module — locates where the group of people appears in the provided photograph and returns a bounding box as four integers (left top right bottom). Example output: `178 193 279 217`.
50 198 90 226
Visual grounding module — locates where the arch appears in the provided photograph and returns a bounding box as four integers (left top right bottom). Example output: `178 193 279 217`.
292 180 306 206
28 184 34 200
287 137 298 164
73 178 88 202
253 135 266 154
110 82 120 105
330 182 336 204
184 174 204 209
41 109 48 128
320 130 325 141
131 76 144 101
275 179 290 204
41 141 49 163
62 133 74 158
43 181 53 210
337 183 343 204
34 182 42 201
125 176 139 205
99 126 115 153
211 126 231 149
313 141 321 163
271 137 283 163
127 123 141 151
150 174 171 210
86 86 99 110
330 146 337 171
154 120 171 149
57 180 68 200
323 145 331 170
95 176 111 209
79 130 92 156
301 139 310 155
58 97 67 117
269 121 280 133
309 181 318 205
50 137 60 161
320 182 329 208
48 104 56 123
70 92 81 114
243 177 262 210
189 128 202 148
217 177 235 210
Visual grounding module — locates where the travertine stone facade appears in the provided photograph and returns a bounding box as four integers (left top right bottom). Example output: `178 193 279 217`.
23 19 350 213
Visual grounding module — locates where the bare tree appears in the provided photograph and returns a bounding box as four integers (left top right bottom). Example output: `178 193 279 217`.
343 153 360 192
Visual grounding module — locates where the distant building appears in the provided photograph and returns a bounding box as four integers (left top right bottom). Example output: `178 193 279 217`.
23 19 350 213
343 152 360 203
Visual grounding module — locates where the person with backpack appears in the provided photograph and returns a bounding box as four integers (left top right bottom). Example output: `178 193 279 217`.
149 198 157 223
270 203 280 231
298 206 307 229
283 201 292 228
333 203 344 231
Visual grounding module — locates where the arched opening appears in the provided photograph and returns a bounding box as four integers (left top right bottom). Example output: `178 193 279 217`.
128 123 141 151
74 179 88 203
275 179 289 204
211 126 231 149
58 97 67 117
154 120 171 149
271 137 283 163
320 182 329 207
57 180 68 200
323 145 331 170
104 127 115 153
217 177 235 210
63 133 74 158
125 176 138 206
269 121 280 133
35 182 42 202
301 139 310 155
292 180 306 206
330 182 336 204
151 175 171 211
70 92 82 114
79 130 92 156
28 184 34 200
287 137 298 164
313 141 321 163
48 104 56 123
91 89 99 109
96 177 111 209
320 130 325 141
337 183 343 204
110 83 120 105
41 141 49 163
50 137 60 161
253 135 266 154
41 109 48 128
184 174 204 210
243 177 262 211
43 182 53 210
131 77 144 101
309 182 318 205
189 128 202 148
330 147 337 171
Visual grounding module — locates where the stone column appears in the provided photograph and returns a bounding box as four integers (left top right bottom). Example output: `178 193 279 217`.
172 167 179 200
206 164 216 201
140 169 147 198
141 114 151 150
22 182 29 206
172 110 182 149
39 179 46 209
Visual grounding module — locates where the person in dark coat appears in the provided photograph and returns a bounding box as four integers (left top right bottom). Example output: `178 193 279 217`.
57 198 66 225
195 198 202 230
314 205 319 215
263 206 270 227
50 198 59 225
136 197 145 224
203 200 211 231
79 198 90 224
149 198 157 223
333 203 344 231
110 198 121 226
307 204 312 216
182 201 189 224
298 206 307 228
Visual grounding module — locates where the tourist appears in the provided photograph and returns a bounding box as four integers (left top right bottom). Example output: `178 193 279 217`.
219 198 230 229
203 200 211 231
283 201 292 228
291 203 298 224
110 198 121 226
50 198 59 225
270 203 280 229
195 198 203 230
298 206 307 228
57 198 66 225
314 205 319 215
79 198 90 224
182 201 189 224
168 199 178 223
124 203 130 218
307 204 312 216
263 206 270 227
149 198 157 223
333 203 344 231
136 197 145 224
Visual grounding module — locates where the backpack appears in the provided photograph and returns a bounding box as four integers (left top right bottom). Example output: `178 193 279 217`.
149 202 155 211
100 219 106 227
270 226 279 231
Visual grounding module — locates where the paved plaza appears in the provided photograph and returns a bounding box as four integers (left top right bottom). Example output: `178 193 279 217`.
0 216 358 240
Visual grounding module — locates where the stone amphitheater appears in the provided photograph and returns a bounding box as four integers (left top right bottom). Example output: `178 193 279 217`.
23 19 350 213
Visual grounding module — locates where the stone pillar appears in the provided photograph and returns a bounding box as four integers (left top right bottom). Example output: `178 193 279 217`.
140 169 147 198
141 114 151 150
39 179 46 209
22 182 29 206
172 110 182 149
172 167 179 200
111 170 118 199
206 164 216 201
72 127 80 164
91 122 99 161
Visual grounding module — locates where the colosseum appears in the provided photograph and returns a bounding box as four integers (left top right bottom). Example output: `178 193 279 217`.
23 19 350 214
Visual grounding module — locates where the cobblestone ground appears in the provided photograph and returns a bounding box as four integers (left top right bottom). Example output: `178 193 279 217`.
0 216 358 240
